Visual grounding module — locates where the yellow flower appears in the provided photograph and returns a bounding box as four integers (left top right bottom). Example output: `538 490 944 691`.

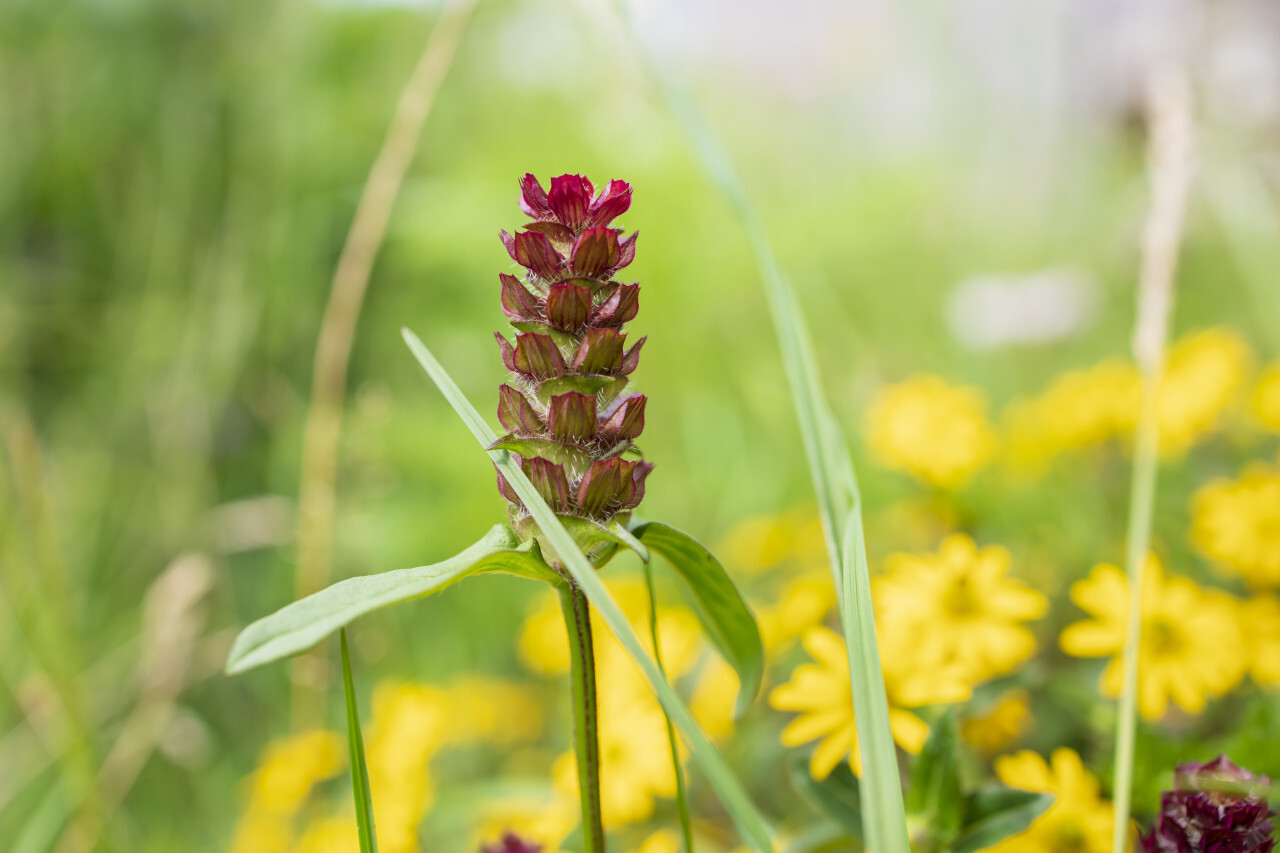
1003 360 1139 467
1059 556 1247 719
472 794 577 853
1240 594 1280 688
1191 464 1280 588
770 626 969 779
961 689 1032 754
873 535 1047 684
442 677 543 746
690 656 740 742
1253 362 1280 431
755 572 836 654
866 375 998 488
1154 327 1251 455
987 748 1113 853
290 817 356 853
227 815 295 853
365 682 449 853
248 730 345 816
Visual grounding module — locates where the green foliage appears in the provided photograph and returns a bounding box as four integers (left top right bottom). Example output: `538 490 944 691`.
340 630 379 853
788 753 863 840
951 789 1054 853
905 709 964 845
225 525 558 674
631 520 764 717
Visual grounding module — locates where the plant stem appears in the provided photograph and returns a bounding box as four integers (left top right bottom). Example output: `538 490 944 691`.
644 562 696 853
558 577 606 853
1112 67 1192 853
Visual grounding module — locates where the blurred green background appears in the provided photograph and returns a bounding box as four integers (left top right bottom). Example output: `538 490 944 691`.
3 0 1280 851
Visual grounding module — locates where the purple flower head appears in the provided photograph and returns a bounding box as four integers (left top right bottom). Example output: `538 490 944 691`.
1141 756 1275 853
492 174 651 555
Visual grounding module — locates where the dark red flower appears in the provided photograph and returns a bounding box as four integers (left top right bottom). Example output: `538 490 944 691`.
482 831 544 853
1141 756 1275 853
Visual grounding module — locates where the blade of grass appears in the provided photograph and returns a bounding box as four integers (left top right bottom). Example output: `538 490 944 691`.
645 560 696 853
1111 67 1193 853
341 629 379 853
402 329 775 853
603 5 908 852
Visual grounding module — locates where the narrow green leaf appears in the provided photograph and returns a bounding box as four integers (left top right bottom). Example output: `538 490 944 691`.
602 4 910 852
631 520 764 716
225 525 557 674
645 561 696 853
402 329 776 853
788 752 863 839
905 708 963 844
952 787 1053 853
341 630 379 853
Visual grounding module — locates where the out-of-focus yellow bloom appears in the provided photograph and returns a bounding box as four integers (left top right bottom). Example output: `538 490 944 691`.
717 508 828 576
874 535 1047 684
1004 360 1139 467
518 581 701 678
755 572 836 654
627 829 681 853
1191 464 1280 589
290 817 356 853
770 626 969 779
866 375 998 488
988 748 1113 853
365 682 448 853
690 656 740 742
1060 556 1247 719
226 730 345 853
472 794 577 853
1240 594 1280 688
1154 327 1252 456
1253 362 1280 431
442 677 543 746
250 730 345 816
961 689 1032 754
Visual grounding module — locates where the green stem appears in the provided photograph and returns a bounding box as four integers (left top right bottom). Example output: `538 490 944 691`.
644 562 696 853
558 577 606 853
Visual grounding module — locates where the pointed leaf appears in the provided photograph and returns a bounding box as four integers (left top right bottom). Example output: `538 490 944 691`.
225 526 557 674
600 394 646 441
572 328 625 374
587 179 633 227
623 460 654 510
570 227 621 277
548 391 597 443
593 283 640 327
488 434 592 476
615 231 638 271
905 708 963 845
546 282 592 332
576 457 627 516
620 336 646 374
630 520 764 716
952 788 1054 853
341 630 379 853
522 220 575 243
512 230 564 280
519 173 551 219
522 456 572 512
534 373 615 405
789 752 863 839
495 332 517 372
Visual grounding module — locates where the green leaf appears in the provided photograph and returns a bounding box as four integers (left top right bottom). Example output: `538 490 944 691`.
789 752 863 839
225 525 557 674
951 787 1053 853
905 708 963 845
402 328 777 853
341 630 379 853
533 374 617 405
601 4 910 852
631 520 764 717
488 434 592 476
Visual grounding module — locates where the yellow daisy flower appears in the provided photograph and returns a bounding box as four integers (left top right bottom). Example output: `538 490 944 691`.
770 625 970 779
290 817 356 853
1004 360 1139 468
247 730 345 817
1191 464 1280 588
365 682 449 853
1059 556 1247 719
627 829 681 853
961 689 1032 754
1253 362 1280 431
873 535 1048 684
866 375 998 488
442 677 544 746
755 572 836 655
987 748 1113 853
690 656 740 742
1240 594 1280 688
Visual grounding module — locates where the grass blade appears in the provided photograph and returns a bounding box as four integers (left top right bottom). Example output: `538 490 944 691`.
603 5 909 852
341 629 379 853
402 328 776 852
